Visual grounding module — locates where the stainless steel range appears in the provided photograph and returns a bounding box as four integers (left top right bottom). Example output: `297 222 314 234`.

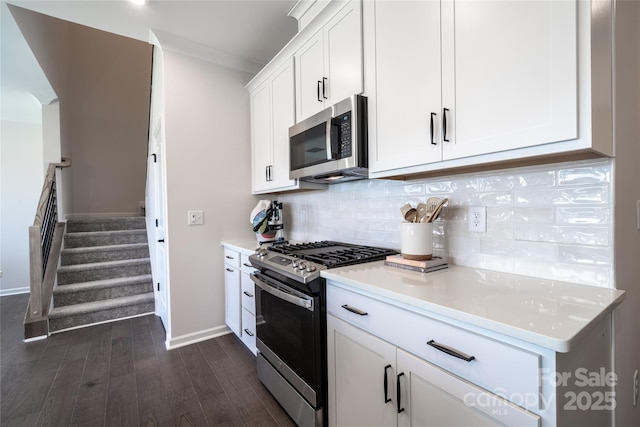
249 241 397 427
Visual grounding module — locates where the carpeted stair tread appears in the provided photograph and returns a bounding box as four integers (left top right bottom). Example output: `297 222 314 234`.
54 274 152 295
66 217 146 233
63 229 148 248
49 293 154 318
48 293 155 332
61 243 149 265
57 258 152 285
57 258 151 274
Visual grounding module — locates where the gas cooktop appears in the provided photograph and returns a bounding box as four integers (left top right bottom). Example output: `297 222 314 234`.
267 241 397 268
251 241 397 284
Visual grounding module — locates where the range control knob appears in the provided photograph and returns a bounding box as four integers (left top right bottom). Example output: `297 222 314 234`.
292 260 300 269
306 265 317 273
255 248 268 258
298 262 307 271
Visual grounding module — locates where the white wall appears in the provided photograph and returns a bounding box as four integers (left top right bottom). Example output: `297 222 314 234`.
0 119 44 295
162 49 257 346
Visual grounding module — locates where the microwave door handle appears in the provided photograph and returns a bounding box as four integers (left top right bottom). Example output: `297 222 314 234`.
328 117 340 160
251 273 314 311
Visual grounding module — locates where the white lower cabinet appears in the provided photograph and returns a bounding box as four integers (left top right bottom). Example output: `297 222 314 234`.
223 249 241 336
240 253 257 355
223 247 258 355
327 314 539 427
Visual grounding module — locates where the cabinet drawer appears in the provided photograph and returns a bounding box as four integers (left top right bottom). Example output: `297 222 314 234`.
223 248 240 268
241 308 257 355
327 284 541 412
240 253 255 275
241 273 256 314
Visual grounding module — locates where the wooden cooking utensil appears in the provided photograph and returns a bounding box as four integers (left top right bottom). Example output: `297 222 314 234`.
426 198 448 223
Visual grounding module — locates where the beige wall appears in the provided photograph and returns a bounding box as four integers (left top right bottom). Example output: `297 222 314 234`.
613 1 640 424
162 49 257 343
10 6 152 216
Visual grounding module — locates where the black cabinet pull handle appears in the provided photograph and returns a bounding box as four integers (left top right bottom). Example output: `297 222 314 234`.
225 268 234 273
243 263 253 268
430 112 436 145
322 77 328 99
243 329 254 337
157 239 165 243
243 291 254 298
317 80 322 102
427 340 475 362
397 372 405 413
341 304 368 316
384 364 392 403
442 108 450 142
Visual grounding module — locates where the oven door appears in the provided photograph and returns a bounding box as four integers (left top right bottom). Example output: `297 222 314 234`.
252 272 322 407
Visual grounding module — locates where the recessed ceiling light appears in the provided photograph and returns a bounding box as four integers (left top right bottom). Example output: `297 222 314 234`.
130 0 146 6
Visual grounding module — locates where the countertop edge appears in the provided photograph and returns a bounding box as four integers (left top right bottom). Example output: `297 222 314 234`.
321 267 626 353
221 240 260 254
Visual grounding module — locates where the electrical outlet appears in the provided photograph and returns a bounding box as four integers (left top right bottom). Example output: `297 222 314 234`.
187 210 204 226
634 369 638 406
468 206 487 233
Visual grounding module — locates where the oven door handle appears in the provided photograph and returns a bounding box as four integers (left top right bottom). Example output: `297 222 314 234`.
251 273 314 311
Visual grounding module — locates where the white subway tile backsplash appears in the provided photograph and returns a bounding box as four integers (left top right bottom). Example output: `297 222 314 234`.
279 158 614 288
556 207 611 225
557 163 611 186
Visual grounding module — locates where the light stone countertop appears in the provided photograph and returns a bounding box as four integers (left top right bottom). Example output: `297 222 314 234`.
221 239 262 254
220 239 625 352
321 262 625 353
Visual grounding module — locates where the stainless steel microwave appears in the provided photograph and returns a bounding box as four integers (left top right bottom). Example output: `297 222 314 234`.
289 94 368 184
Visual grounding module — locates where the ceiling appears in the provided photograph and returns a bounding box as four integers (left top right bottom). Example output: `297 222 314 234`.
1 0 299 123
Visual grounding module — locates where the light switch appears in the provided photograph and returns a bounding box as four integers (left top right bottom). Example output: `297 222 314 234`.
188 210 204 226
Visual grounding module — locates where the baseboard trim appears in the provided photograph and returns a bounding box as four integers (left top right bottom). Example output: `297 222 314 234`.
65 212 141 220
166 325 231 350
0 287 30 297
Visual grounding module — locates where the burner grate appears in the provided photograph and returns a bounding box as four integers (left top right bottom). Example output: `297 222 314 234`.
268 241 397 268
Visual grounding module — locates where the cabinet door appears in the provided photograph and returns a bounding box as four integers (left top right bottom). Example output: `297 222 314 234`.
295 30 325 121
250 79 273 193
396 349 539 427
269 59 297 189
295 0 363 122
327 315 396 427
240 270 256 315
224 265 241 336
370 0 442 173
240 307 257 355
324 0 363 106
442 0 577 160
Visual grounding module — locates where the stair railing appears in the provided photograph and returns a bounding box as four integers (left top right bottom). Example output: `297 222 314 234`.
24 157 71 340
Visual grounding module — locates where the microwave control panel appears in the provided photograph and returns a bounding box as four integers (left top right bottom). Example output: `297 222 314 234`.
333 112 352 159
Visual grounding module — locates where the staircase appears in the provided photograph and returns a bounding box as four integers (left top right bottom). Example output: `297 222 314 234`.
48 217 155 333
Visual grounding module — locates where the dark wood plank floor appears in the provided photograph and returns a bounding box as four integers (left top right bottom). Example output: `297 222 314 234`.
0 293 296 427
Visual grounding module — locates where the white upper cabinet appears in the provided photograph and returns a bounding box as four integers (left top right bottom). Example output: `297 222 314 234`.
250 59 321 194
367 0 608 178
441 0 577 160
368 0 443 172
295 0 363 121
